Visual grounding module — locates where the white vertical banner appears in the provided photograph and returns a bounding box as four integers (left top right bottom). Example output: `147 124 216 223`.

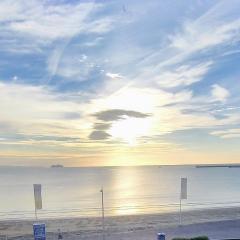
33 184 42 210
179 177 187 225
180 177 187 200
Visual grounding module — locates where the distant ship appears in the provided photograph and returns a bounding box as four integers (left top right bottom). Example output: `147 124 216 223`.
51 164 64 168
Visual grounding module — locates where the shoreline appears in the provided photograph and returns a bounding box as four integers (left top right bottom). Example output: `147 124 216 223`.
2 206 240 239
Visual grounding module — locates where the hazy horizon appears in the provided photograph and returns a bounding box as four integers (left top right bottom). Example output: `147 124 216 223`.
1 0 240 166
2 162 240 168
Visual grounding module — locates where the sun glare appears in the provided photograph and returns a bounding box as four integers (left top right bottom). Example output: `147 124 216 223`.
108 117 151 145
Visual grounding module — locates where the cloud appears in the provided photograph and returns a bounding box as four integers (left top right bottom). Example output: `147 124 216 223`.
211 84 230 102
89 130 111 140
89 108 152 142
155 62 212 88
94 123 111 130
170 19 240 53
106 72 123 80
0 1 100 40
0 81 90 140
169 1 240 53
83 37 104 47
0 121 16 133
63 112 81 120
0 0 114 53
136 0 240 85
0 82 78 121
211 128 240 139
2 134 81 143
86 83 238 141
93 109 151 122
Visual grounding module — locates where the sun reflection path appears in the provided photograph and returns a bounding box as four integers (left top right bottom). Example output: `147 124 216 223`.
108 167 144 216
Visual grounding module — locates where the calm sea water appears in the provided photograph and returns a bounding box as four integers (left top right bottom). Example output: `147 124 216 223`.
0 165 240 219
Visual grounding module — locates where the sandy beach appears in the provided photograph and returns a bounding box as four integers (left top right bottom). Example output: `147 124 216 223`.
1 207 240 240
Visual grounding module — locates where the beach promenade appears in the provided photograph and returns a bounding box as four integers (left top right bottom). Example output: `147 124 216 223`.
1 207 240 240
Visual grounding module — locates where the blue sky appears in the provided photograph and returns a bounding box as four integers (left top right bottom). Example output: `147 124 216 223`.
0 0 240 166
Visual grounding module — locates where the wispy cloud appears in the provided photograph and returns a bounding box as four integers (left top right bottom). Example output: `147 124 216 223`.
169 1 240 53
0 0 114 54
0 81 88 138
211 84 230 102
155 62 212 88
211 128 240 139
106 72 124 80
0 1 106 40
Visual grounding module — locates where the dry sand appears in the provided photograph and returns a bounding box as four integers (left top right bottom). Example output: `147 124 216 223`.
1 207 240 240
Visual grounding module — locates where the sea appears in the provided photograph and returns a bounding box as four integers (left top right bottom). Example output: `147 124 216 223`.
1 165 240 220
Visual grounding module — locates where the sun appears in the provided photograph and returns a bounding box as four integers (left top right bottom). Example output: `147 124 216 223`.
108 116 151 145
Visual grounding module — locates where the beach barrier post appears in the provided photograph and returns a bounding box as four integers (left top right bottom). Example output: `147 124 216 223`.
58 229 63 240
157 233 165 240
100 187 105 240
179 177 187 226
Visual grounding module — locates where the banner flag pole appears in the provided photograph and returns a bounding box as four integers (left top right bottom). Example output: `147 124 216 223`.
179 198 182 225
35 207 38 221
100 187 105 240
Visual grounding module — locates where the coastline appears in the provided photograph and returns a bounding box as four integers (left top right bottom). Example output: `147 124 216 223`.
2 206 240 239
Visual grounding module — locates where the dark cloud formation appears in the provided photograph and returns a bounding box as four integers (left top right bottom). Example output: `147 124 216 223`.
93 109 151 122
89 109 151 141
94 123 111 130
89 131 111 140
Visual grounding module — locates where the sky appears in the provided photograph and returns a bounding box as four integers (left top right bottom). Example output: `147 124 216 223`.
0 0 240 167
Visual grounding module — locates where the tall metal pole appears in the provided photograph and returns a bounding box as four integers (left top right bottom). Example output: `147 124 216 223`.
100 187 105 240
179 198 182 226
